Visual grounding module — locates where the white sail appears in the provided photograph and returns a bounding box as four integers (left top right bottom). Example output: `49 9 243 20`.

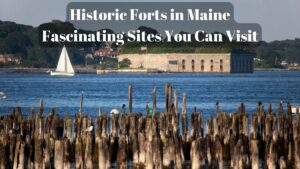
51 46 75 76
56 46 74 73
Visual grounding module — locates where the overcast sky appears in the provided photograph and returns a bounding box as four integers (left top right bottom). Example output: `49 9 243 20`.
0 0 299 42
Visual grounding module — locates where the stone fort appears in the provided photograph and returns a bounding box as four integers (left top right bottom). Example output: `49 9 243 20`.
118 53 254 73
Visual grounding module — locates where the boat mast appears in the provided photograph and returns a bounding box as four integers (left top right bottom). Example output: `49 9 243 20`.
64 47 67 72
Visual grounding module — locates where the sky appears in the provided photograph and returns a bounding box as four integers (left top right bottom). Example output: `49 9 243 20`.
0 0 299 42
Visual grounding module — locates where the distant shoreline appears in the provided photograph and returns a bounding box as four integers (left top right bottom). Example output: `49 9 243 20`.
0 67 299 74
0 67 97 74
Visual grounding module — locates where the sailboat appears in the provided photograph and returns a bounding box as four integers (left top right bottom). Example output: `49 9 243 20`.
50 46 75 76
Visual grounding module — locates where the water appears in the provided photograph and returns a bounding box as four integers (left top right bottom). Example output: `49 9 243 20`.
0 71 300 120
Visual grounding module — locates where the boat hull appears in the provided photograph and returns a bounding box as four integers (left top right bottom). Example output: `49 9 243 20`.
50 71 75 77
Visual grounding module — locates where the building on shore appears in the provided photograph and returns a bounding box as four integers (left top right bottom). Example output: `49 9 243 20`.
118 52 254 73
0 54 21 64
94 48 118 58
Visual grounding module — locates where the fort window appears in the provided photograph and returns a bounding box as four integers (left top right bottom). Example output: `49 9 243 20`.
220 59 223 72
210 59 214 72
182 59 185 71
191 59 195 72
201 59 204 72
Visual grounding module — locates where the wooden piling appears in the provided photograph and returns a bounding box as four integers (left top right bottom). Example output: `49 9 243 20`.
168 84 172 113
65 113 72 140
98 138 110 169
165 84 172 113
1 90 300 169
34 135 44 169
182 92 187 136
173 90 178 115
250 138 259 169
295 137 300 169
117 135 127 169
128 84 132 113
54 140 64 169
75 137 84 169
64 138 72 169
152 87 156 114
84 133 93 169
38 98 43 116
79 91 84 115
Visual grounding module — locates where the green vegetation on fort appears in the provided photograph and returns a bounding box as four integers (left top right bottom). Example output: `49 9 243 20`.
0 20 299 68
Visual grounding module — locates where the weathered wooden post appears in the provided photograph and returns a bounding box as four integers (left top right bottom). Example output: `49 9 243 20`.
278 103 284 137
268 103 272 114
213 118 219 138
34 135 44 169
131 132 140 167
79 91 84 115
152 87 156 114
0 136 9 169
231 138 239 169
64 139 72 169
250 138 259 169
75 137 84 169
287 141 294 168
36 113 44 138
74 114 82 139
207 136 216 169
267 137 277 169
18 143 25 169
45 109 53 137
232 136 249 169
165 84 172 112
199 113 204 138
168 84 172 113
173 90 178 115
44 135 51 169
65 113 72 141
13 136 23 169
84 133 93 169
145 138 153 169
163 135 175 168
55 140 64 169
111 113 119 138
295 137 300 169
152 134 163 169
128 84 132 113
251 114 258 139
117 135 128 169
279 156 287 169
191 137 206 169
138 132 146 165
175 134 185 168
242 113 248 137
205 116 212 137
223 132 231 169
182 92 187 138
39 98 43 115
215 136 223 169
98 138 110 169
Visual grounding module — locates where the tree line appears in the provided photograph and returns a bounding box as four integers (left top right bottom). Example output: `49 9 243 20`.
0 20 299 68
